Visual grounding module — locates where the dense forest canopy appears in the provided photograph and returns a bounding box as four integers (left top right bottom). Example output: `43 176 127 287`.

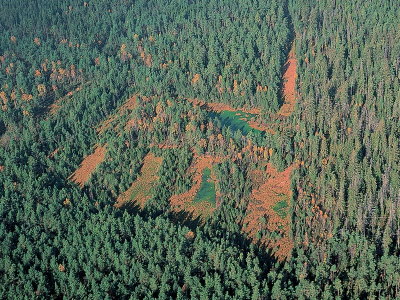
1 0 400 298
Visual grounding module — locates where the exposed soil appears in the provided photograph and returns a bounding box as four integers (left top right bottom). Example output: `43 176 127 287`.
96 116 117 135
69 145 107 188
115 153 162 209
97 95 137 134
247 119 275 135
244 163 293 261
156 143 179 150
278 43 297 117
170 155 221 220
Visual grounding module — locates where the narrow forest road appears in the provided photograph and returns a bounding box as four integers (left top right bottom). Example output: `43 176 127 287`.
278 43 297 117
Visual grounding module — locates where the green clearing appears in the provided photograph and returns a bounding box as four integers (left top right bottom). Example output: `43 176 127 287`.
193 168 216 207
209 110 263 135
128 181 155 201
120 155 162 206
272 197 289 218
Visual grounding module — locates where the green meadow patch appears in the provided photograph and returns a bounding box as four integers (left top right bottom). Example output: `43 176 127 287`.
272 197 289 218
193 168 216 207
209 110 263 135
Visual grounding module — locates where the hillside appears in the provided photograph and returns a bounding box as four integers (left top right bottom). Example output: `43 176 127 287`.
1 0 400 298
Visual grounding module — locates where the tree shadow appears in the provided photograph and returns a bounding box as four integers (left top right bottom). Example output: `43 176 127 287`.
169 209 204 231
115 199 141 216
0 120 6 136
205 213 281 277
116 200 204 233
115 195 284 289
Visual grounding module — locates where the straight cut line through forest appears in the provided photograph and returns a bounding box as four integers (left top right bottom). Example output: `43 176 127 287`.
278 42 297 117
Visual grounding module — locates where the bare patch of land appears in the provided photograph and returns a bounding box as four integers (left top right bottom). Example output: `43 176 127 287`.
170 154 221 220
97 95 137 134
244 163 293 261
50 86 82 115
69 145 107 188
278 43 297 117
115 153 162 209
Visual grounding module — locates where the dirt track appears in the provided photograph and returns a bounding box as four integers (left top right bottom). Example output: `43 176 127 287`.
278 44 297 117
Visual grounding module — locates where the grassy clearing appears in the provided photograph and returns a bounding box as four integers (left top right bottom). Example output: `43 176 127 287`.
193 168 216 207
170 155 221 220
116 153 162 209
272 197 289 218
209 110 263 135
186 98 274 134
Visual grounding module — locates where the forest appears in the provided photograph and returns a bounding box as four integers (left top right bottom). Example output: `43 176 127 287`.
0 0 399 298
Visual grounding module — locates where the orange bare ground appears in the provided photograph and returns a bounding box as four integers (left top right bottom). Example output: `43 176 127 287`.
69 145 107 188
96 116 116 134
278 43 297 117
50 86 82 115
97 95 137 134
115 153 162 209
170 155 221 220
247 119 276 135
244 163 293 261
0 165 4 172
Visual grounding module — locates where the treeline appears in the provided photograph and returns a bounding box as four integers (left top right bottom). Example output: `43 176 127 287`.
286 0 400 297
1 187 276 298
0 0 290 115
